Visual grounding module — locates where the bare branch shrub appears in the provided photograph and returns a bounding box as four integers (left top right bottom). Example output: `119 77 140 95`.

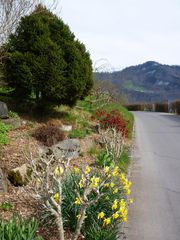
99 127 125 163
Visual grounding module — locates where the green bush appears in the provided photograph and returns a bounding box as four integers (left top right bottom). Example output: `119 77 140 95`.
5 4 93 108
0 215 42 240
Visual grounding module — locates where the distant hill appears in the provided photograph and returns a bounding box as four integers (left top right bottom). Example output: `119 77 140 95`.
95 61 180 103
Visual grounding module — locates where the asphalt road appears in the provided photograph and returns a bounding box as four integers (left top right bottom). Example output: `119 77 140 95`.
126 112 180 240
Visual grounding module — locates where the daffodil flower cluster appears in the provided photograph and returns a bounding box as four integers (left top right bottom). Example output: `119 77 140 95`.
73 165 133 229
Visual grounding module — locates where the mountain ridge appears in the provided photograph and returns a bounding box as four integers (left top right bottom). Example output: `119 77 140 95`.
95 61 180 103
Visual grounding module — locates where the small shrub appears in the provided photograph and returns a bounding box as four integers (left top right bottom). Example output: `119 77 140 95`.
33 124 65 147
96 110 129 137
97 151 113 167
0 215 42 240
47 119 62 127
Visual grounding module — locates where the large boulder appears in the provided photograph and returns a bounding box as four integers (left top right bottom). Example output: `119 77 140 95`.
0 168 8 193
2 118 22 129
51 139 81 160
39 139 81 162
8 164 31 187
0 101 8 119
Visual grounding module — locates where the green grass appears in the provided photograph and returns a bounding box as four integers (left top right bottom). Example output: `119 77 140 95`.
118 148 130 173
68 128 92 139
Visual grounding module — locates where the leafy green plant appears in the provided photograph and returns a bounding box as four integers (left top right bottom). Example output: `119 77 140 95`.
0 215 42 240
68 128 91 139
0 202 13 211
8 111 19 118
118 148 130 172
96 151 113 167
0 121 11 145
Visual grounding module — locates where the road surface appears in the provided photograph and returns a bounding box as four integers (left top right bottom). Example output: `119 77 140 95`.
126 112 180 240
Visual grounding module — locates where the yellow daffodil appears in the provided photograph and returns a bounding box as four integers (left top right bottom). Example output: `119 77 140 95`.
113 188 119 194
104 166 110 173
74 167 80 174
129 198 134 204
74 197 82 205
112 212 119 219
55 166 64 177
110 182 115 188
79 179 84 188
104 183 110 188
85 166 91 174
103 217 111 226
122 217 127 222
98 211 105 219
90 176 100 188
54 193 59 203
112 166 119 176
76 214 81 220
112 199 118 210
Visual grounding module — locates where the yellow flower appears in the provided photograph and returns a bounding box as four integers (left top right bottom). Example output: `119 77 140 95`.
112 212 119 219
112 166 119 176
110 182 115 188
122 217 127 222
74 167 80 174
75 197 82 205
90 176 100 188
103 217 111 226
55 166 64 177
76 214 81 220
112 199 118 210
98 211 105 219
126 189 131 195
120 199 126 209
85 166 91 174
104 183 110 188
54 193 59 203
113 188 118 194
129 198 134 204
79 179 84 188
104 166 110 173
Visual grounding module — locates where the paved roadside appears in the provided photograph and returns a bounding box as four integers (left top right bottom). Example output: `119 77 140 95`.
125 112 180 240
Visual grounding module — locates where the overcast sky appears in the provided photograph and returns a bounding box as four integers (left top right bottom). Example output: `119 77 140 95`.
53 0 180 70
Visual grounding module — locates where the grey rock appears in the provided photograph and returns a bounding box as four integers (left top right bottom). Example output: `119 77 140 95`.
0 168 8 193
60 124 72 132
52 139 81 160
0 101 8 119
2 118 22 129
8 164 31 186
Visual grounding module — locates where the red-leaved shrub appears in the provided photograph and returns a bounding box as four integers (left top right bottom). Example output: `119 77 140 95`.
96 110 129 137
33 124 65 147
